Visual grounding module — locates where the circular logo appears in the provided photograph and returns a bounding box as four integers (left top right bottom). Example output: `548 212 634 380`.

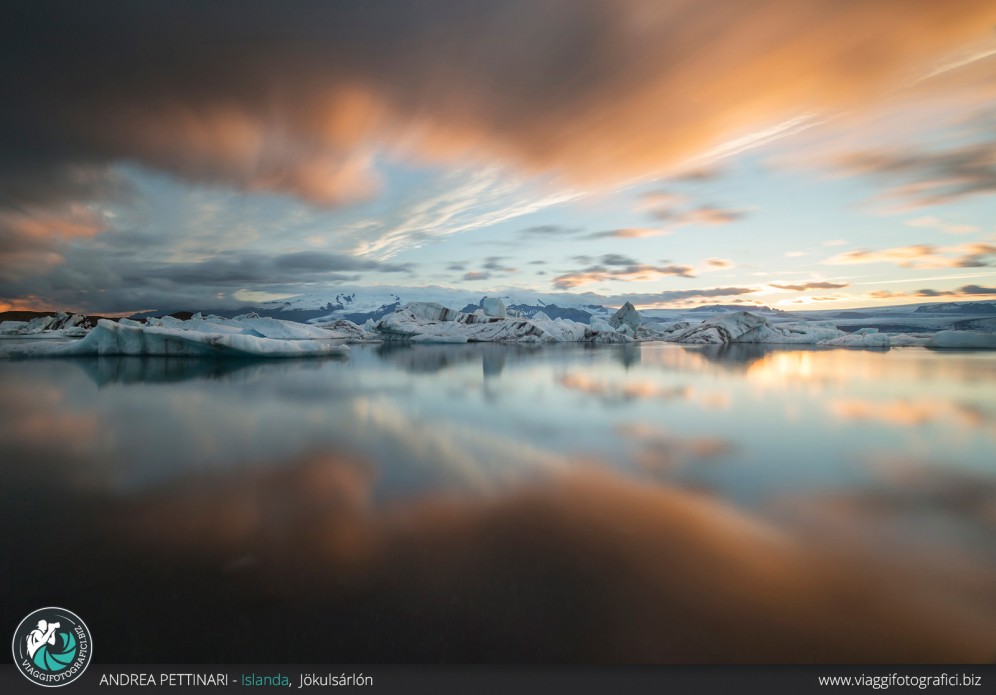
12 608 92 687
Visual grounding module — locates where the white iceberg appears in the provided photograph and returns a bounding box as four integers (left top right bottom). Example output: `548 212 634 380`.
59 319 350 358
0 312 91 337
375 306 631 343
821 332 891 348
589 316 616 333
482 297 507 318
402 302 462 322
658 311 882 346
315 319 382 342
410 333 470 344
927 330 996 349
609 301 641 331
889 333 932 347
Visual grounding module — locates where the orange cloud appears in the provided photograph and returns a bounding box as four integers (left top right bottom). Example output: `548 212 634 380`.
553 263 695 289
704 258 734 270
825 242 995 268
770 281 850 291
3 1 996 206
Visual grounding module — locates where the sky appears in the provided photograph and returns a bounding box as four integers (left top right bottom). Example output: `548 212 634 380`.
1 0 996 314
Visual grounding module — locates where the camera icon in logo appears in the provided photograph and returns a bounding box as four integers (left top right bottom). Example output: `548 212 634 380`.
12 608 92 687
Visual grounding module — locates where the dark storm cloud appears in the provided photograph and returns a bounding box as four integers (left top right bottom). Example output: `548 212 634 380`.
2 0 994 210
4 248 413 312
2 1 996 309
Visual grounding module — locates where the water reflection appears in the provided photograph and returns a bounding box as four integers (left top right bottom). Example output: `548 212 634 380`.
4 455 994 663
1 343 995 662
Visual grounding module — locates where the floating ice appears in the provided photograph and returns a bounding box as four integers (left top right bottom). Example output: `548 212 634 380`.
59 319 349 358
654 311 892 346
927 330 996 349
402 302 462 322
315 319 382 342
821 332 891 348
482 297 507 318
609 302 642 331
589 316 616 333
376 306 631 343
0 312 91 337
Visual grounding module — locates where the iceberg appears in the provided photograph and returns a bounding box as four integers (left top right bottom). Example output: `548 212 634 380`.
402 302 462 322
656 311 883 346
375 306 631 343
315 319 382 342
0 312 92 337
889 333 932 347
589 316 616 333
411 333 470 344
609 302 641 331
820 332 891 348
8 302 993 355
59 319 350 358
927 330 996 349
482 297 507 318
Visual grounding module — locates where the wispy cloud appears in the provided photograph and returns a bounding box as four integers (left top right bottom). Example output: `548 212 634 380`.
838 137 996 210
638 188 748 233
518 224 584 238
905 216 978 235
349 166 580 259
825 242 995 269
769 281 850 291
552 254 696 290
869 284 996 300
584 228 669 240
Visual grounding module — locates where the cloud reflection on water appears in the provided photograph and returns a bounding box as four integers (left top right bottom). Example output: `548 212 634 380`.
1 344 995 662
5 453 994 663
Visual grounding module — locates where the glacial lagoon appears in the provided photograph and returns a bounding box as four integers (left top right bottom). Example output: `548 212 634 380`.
2 342 995 662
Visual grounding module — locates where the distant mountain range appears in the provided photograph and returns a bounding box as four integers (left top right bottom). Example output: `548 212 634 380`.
116 288 996 327
912 302 996 315
4 296 995 336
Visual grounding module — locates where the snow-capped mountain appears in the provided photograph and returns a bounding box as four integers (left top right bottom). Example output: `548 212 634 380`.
121 285 996 331
253 287 618 324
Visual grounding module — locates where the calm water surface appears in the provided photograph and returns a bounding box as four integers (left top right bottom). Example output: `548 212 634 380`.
2 343 995 662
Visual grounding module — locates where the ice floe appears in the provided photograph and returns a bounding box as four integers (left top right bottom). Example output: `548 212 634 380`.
645 311 924 348
926 330 996 349
376 303 631 343
0 312 92 337
59 318 350 357
5 301 996 356
482 297 507 318
609 301 642 331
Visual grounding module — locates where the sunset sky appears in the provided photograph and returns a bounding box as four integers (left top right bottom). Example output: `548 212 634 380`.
2 0 996 314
